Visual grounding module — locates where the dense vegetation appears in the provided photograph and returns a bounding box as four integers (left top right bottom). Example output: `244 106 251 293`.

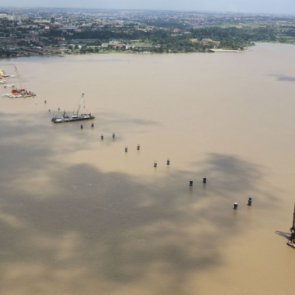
62 25 291 52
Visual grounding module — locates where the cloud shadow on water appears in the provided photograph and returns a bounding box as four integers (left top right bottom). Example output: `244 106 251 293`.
0 114 277 295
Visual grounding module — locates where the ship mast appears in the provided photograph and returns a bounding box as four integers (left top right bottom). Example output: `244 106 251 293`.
291 202 295 242
76 93 84 115
293 202 295 229
14 65 23 89
83 92 86 114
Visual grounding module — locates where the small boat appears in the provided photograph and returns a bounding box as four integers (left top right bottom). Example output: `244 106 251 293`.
6 88 36 98
0 66 12 78
5 66 35 98
51 93 95 123
0 74 14 78
4 83 15 88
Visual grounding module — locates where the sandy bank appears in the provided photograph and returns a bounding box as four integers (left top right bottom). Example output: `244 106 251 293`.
211 49 248 52
0 67 5 76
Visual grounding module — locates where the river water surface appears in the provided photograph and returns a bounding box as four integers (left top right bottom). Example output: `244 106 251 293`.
0 43 295 295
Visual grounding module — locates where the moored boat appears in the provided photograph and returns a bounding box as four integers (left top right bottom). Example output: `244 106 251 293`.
5 66 36 98
51 93 95 123
6 88 36 98
4 83 15 87
1 74 14 78
52 112 95 123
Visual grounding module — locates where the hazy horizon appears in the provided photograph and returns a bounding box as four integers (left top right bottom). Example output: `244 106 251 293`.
1 0 295 15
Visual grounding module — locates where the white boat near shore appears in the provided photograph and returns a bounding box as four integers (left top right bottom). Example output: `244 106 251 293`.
4 84 15 88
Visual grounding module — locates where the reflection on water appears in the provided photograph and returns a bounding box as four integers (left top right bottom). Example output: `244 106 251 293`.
0 43 295 295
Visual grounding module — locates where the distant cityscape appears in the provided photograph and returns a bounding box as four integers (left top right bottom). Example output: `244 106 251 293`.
0 7 295 57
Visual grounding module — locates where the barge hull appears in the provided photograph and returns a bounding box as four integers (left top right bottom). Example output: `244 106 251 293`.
52 117 95 123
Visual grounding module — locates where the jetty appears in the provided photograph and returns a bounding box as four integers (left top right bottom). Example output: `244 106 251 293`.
287 203 295 248
0 66 5 77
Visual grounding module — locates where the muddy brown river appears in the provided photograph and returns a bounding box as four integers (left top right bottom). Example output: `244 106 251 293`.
0 43 294 295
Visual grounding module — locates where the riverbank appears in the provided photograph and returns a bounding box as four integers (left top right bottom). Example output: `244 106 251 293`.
211 48 249 52
211 49 242 52
0 48 238 60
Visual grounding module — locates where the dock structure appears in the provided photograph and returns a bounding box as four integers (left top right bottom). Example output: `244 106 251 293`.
291 203 295 241
287 203 295 249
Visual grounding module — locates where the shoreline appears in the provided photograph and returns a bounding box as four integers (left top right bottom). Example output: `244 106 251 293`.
211 49 249 52
0 49 245 60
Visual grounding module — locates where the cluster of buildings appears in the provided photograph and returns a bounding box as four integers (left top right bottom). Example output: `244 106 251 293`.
0 7 294 57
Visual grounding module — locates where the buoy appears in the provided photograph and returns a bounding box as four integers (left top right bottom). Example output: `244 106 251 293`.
91 123 94 128
233 202 238 210
112 133 115 139
137 144 140 151
189 180 193 186
167 158 170 165
248 198 252 206
203 177 207 184
125 146 128 152
80 124 83 129
154 161 157 168
101 134 104 140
